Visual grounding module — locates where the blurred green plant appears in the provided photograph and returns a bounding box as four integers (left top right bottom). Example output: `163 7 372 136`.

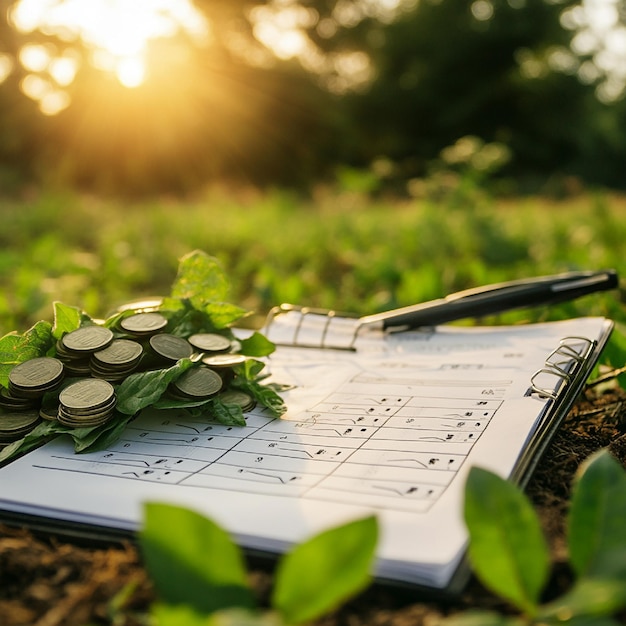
140 503 378 626
0 188 623 337
445 449 626 626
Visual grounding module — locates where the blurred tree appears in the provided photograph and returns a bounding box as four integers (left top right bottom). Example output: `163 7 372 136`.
330 0 626 190
0 1 49 191
0 0 339 194
0 0 625 194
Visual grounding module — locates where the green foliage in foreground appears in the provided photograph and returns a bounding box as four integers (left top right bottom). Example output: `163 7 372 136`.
136 450 626 626
446 449 626 625
140 503 378 626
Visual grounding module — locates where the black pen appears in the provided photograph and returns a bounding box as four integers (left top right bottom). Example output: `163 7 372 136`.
358 269 619 330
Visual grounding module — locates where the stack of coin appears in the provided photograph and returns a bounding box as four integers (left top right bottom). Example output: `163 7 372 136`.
188 333 233 354
168 366 223 401
39 397 60 422
0 387 41 411
90 339 144 382
201 353 247 385
56 326 114 376
0 409 41 445
217 388 256 412
8 357 65 400
57 378 117 427
148 333 193 367
120 312 168 337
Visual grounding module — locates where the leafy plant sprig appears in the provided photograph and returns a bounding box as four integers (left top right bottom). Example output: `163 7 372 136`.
445 449 626 626
0 250 285 464
140 502 378 626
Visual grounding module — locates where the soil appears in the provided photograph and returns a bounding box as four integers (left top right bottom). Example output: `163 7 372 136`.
2 382 626 626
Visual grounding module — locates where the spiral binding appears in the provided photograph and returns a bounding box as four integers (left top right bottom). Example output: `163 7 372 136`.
265 307 599 400
530 336 596 400
264 304 362 350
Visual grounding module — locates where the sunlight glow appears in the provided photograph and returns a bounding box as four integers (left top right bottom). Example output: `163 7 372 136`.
471 0 494 21
9 0 209 90
48 54 79 86
248 0 403 93
0 55 13 84
117 57 145 88
40 89 71 115
561 0 626 101
20 73 52 100
19 44 52 72
250 4 317 60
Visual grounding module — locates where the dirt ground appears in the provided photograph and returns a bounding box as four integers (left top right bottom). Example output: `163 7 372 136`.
1 383 626 626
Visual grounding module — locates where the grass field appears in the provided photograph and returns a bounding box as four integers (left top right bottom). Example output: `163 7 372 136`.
0 186 624 340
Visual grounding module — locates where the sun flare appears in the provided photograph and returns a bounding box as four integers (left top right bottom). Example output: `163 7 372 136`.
9 0 210 111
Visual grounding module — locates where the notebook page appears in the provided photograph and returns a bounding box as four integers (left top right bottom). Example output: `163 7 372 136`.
0 317 610 588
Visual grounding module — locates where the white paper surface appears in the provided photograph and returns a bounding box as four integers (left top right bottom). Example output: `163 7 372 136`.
0 316 611 589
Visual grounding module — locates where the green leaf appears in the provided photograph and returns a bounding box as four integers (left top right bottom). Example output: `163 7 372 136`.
568 449 626 579
442 610 525 626
0 322 55 387
560 618 622 626
206 608 283 626
463 466 550 616
539 577 626 621
596 324 626 388
233 378 286 418
210 398 246 426
158 305 202 337
23 320 55 356
140 502 254 614
234 359 266 382
238 332 276 357
0 333 23 388
170 251 230 306
152 396 214 411
151 605 281 626
202 302 249 330
69 413 135 453
0 419 66 464
151 604 212 626
52 301 83 339
272 515 378 624
115 359 196 415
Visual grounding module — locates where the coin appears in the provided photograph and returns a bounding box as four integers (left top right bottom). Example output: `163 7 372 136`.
0 387 41 410
57 400 116 426
8 357 64 397
170 366 223 399
120 312 168 335
59 378 116 412
202 353 247 369
114 297 163 314
218 389 256 412
149 334 193 362
92 339 144 368
188 333 232 353
39 402 60 421
0 409 41 442
62 360 93 377
57 378 117 428
62 326 114 353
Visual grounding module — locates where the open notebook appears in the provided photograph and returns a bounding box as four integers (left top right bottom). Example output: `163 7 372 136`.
0 312 613 592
